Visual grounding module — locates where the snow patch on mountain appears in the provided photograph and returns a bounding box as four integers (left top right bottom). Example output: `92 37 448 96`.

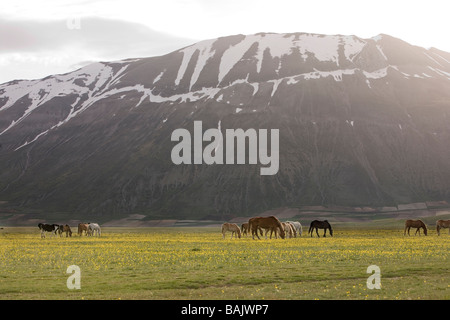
216 33 367 83
3 32 450 151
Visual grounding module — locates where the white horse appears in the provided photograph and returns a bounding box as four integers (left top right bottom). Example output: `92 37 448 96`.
286 221 303 237
87 223 101 236
282 222 296 238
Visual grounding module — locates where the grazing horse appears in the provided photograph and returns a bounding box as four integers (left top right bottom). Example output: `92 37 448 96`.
87 223 101 236
241 222 250 236
308 220 333 237
248 216 285 240
57 224 72 237
242 222 263 237
436 219 450 236
221 223 241 239
404 219 427 236
78 223 89 236
38 223 59 238
282 222 296 238
286 221 303 237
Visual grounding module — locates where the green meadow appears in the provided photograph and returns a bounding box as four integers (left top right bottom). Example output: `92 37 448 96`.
0 227 448 300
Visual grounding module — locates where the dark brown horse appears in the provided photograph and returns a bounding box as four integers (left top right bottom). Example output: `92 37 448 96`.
404 219 427 236
248 216 285 240
242 222 263 237
308 220 333 237
241 222 250 236
58 224 72 237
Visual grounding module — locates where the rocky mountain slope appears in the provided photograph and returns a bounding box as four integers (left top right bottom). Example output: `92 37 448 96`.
1 32 450 220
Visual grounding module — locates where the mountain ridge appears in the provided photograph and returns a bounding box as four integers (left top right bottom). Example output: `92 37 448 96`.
1 32 450 220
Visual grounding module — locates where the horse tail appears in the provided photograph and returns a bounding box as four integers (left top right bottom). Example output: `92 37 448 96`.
248 220 253 238
248 219 258 239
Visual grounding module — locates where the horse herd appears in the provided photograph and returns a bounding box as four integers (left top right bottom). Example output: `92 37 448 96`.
221 216 450 239
36 217 450 239
37 222 101 238
221 216 333 239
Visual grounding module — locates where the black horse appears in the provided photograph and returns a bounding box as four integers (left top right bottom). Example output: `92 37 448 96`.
308 220 333 237
38 223 59 238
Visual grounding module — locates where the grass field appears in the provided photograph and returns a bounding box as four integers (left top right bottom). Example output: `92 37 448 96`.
0 226 448 300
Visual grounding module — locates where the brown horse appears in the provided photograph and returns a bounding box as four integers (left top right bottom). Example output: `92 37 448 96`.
436 219 450 236
248 216 285 240
242 222 263 237
404 219 427 236
241 222 250 237
308 220 333 237
221 223 241 239
58 224 72 237
78 223 89 236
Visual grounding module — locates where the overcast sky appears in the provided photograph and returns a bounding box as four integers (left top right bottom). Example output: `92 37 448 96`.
1 0 449 84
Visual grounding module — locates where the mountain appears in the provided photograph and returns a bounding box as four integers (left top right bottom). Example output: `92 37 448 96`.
1 32 450 221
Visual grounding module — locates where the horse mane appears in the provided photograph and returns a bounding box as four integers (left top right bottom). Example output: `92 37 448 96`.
270 216 283 227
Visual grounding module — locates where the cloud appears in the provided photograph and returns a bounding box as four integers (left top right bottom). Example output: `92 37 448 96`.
0 16 194 83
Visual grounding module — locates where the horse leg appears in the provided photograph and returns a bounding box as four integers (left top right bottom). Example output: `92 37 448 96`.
272 228 278 239
415 228 420 236
315 227 320 238
323 229 327 237
252 226 260 240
